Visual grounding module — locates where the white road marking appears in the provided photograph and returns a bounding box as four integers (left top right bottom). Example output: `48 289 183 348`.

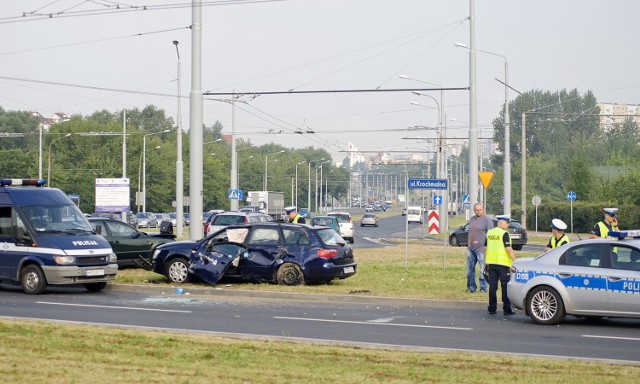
36 301 191 313
582 334 640 342
274 316 472 330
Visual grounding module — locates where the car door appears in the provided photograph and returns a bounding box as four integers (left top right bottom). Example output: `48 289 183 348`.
103 220 152 263
236 226 284 281
605 244 640 315
558 243 610 313
188 241 247 285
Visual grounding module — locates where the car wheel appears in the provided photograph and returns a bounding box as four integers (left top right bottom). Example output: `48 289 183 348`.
21 264 47 295
513 244 523 251
84 282 107 292
527 286 565 325
276 263 305 286
166 258 190 284
450 235 459 247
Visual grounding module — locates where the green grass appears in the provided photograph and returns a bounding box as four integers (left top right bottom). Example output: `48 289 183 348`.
1 319 638 383
5 223 631 382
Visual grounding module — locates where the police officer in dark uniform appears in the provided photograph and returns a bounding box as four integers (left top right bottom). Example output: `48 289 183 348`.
485 215 517 316
285 206 305 224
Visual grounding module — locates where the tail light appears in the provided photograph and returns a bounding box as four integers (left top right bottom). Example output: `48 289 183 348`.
318 249 337 258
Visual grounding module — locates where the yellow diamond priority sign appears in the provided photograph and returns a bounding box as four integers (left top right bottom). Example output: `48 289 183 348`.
478 171 494 190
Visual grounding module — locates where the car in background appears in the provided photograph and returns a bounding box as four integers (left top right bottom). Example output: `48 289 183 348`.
508 237 640 325
298 207 310 219
155 212 171 224
205 211 273 236
169 212 179 226
90 212 137 228
327 212 354 243
360 213 378 227
365 205 374 212
448 218 528 250
136 212 159 228
309 215 340 233
150 222 356 285
183 212 190 226
401 207 407 216
239 206 261 214
88 218 175 267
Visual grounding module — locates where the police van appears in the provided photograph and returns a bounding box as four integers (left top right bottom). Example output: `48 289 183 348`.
0 179 118 294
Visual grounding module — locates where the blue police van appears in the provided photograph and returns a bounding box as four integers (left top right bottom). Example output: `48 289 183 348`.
0 179 118 294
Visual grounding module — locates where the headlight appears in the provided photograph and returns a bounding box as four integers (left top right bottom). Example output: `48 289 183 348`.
53 256 76 265
152 249 161 261
108 253 118 263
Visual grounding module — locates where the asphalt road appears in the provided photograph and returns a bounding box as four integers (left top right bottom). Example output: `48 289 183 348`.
0 284 638 364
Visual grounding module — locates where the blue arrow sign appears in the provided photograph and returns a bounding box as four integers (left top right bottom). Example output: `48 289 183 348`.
408 178 448 189
228 189 243 200
567 191 576 202
433 195 442 206
462 194 469 203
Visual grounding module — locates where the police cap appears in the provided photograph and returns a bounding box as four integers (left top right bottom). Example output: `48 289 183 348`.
550 218 567 231
603 207 618 216
284 206 297 214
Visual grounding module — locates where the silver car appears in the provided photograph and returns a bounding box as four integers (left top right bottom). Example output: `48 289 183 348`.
508 237 640 325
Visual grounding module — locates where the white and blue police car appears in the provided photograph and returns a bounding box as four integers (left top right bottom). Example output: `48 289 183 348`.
0 179 117 294
508 233 640 325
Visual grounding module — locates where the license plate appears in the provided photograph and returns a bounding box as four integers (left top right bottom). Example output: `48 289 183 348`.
343 266 355 274
511 234 521 239
86 269 105 276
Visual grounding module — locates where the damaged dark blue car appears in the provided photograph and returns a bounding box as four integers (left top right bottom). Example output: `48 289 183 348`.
150 222 357 286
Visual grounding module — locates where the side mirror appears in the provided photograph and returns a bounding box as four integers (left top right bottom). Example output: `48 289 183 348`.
95 225 102 235
13 226 32 244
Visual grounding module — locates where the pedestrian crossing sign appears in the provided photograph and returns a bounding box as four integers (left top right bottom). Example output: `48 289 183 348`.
228 189 243 200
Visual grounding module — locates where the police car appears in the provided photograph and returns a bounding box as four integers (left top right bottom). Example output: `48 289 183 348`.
508 233 640 325
0 179 118 294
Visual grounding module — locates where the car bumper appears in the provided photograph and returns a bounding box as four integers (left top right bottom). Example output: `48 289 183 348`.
42 264 119 285
506 280 527 310
304 261 357 283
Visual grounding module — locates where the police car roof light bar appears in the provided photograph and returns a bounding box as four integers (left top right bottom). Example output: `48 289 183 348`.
0 179 46 187
608 230 640 240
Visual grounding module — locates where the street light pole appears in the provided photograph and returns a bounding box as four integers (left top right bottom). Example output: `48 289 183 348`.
295 161 306 208
172 40 184 237
47 133 71 186
455 42 510 216
308 158 324 211
467 0 479 207
496 78 526 228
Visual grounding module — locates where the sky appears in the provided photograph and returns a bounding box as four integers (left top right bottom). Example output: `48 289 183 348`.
2 0 639 164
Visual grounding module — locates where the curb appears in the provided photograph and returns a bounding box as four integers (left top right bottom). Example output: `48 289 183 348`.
106 283 487 310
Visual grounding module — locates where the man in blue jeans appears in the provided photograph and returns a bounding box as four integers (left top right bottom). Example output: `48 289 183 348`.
465 203 494 293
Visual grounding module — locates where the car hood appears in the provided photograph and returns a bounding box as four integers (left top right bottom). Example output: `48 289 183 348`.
156 239 200 251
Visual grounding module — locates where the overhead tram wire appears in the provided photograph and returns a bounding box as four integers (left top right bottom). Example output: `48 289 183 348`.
204 87 468 97
1 0 291 24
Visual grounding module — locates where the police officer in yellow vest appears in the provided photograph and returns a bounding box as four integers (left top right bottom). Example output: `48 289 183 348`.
285 206 306 224
545 218 570 252
485 215 517 315
589 208 619 239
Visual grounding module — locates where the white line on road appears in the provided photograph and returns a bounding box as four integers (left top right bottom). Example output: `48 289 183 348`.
37 301 192 313
274 316 472 330
582 334 640 342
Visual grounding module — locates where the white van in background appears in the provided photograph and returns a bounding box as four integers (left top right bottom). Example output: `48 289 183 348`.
406 206 423 224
